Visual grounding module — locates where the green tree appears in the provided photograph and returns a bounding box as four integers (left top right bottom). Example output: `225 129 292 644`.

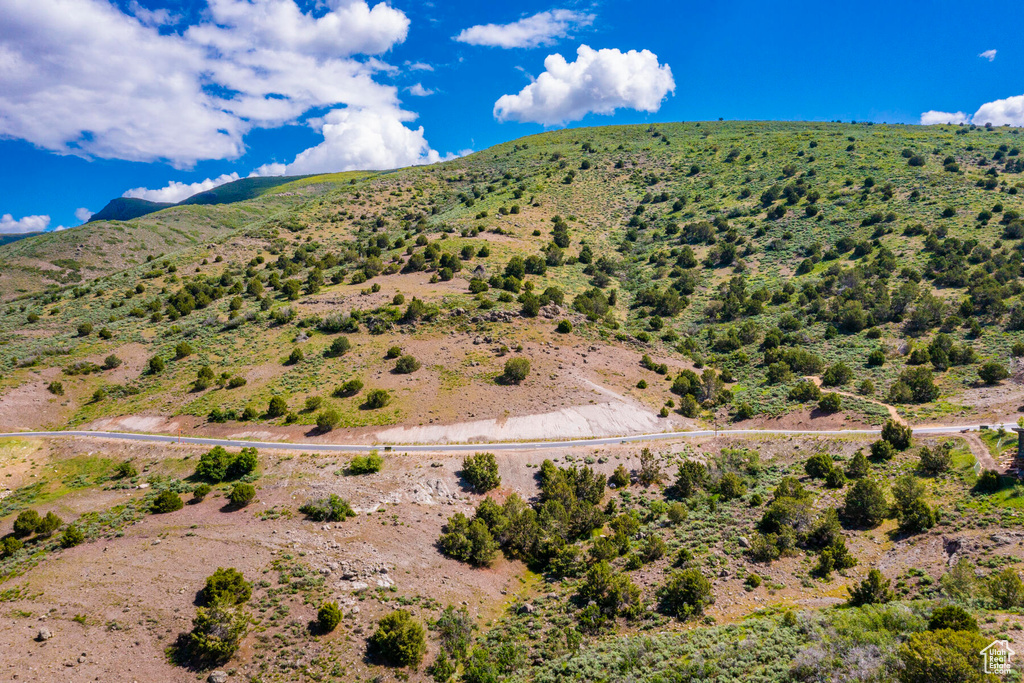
657 568 714 619
299 495 355 522
324 336 352 358
805 453 835 479
363 389 391 409
989 568 1024 608
674 461 707 498
196 446 231 482
201 567 252 606
609 464 630 488
394 355 421 374
12 510 41 538
227 447 258 479
151 490 183 514
870 439 896 461
318 601 343 632
267 396 288 418
897 629 993 683
637 447 663 486
822 362 853 386
316 408 341 432
114 460 137 478
941 558 981 604
889 367 939 403
717 472 746 500
843 478 888 527
847 569 895 606
502 357 531 384
461 453 501 493
187 603 250 666
428 650 456 682
978 362 1009 384
36 512 61 536
920 444 953 475
465 519 499 566
882 420 914 450
59 525 85 548
818 392 842 413
228 483 256 507
892 474 935 532
0 536 23 558
435 605 474 660
928 605 978 632
369 610 427 668
846 450 871 478
976 469 1002 493
348 452 383 474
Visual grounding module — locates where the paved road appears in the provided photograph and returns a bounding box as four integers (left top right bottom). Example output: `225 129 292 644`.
0 423 1016 453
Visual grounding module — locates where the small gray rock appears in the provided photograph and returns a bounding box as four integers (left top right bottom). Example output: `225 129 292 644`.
738 536 751 548
36 628 52 641
208 671 229 683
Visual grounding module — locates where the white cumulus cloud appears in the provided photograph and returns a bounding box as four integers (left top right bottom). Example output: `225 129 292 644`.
0 0 411 167
0 213 51 234
74 207 93 222
454 9 593 49
920 93 1024 128
494 45 674 125
979 49 997 62
972 95 1024 127
254 108 453 176
408 83 434 96
122 173 241 204
920 110 971 125
128 0 178 27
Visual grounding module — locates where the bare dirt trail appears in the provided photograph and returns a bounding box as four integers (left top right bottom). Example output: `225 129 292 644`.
961 431 1000 472
805 375 904 423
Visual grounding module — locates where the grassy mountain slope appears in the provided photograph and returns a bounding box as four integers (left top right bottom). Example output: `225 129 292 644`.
0 173 369 300
87 175 317 225
0 233 40 247
2 121 1024 682
178 174 314 206
88 197 174 223
2 121 1023 433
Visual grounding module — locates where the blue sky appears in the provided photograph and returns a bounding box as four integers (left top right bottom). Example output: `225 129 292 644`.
1 0 1022 232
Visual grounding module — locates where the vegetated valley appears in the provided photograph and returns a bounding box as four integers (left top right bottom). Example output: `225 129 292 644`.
2 121 1024 681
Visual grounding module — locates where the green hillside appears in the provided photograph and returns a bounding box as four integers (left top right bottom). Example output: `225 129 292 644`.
88 175 316 226
89 197 174 223
3 120 1023 428
3 120 1024 683
179 174 314 205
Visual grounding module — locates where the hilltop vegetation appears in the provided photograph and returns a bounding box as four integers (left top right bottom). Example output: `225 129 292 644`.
2 121 1023 435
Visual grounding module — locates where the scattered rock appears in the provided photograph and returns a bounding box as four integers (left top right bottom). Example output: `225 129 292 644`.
208 671 229 683
738 536 751 548
36 628 52 642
